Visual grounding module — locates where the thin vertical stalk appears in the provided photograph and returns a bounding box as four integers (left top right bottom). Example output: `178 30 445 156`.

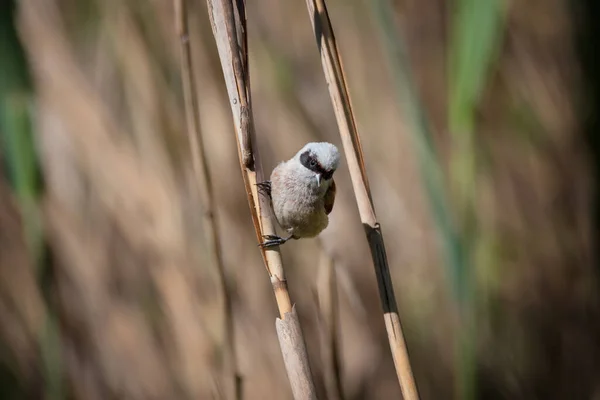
369 0 499 398
173 0 241 398
204 0 317 398
316 251 344 400
301 0 420 398
369 0 465 303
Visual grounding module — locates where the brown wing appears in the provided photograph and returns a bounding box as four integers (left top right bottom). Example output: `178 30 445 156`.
324 179 336 215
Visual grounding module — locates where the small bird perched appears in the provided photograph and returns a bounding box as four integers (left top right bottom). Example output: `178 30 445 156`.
257 142 340 248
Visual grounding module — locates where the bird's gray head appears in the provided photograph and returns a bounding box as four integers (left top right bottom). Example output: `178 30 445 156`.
295 142 340 186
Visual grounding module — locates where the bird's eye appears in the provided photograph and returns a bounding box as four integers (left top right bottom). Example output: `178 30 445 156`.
309 159 317 167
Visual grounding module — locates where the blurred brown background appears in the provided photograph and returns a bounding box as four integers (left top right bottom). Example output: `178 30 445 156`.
1 0 599 399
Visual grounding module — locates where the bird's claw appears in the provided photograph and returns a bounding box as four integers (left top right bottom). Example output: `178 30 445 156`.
256 181 272 198
258 234 287 249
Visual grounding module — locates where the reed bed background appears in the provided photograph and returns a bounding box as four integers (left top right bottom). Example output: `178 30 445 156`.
1 0 599 399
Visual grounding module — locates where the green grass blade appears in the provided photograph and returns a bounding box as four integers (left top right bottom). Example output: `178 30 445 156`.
449 0 505 134
370 0 506 398
448 0 506 216
447 1 507 399
0 3 64 399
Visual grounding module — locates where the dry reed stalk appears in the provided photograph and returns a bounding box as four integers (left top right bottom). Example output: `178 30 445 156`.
302 0 420 398
204 0 317 398
316 251 344 400
173 0 241 398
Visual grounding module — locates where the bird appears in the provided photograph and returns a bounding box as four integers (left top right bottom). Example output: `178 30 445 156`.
256 142 340 248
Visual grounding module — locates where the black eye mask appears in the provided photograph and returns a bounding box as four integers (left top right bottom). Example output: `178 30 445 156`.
300 150 334 180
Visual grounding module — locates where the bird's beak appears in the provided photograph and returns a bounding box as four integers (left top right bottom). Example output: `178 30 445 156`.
316 174 321 187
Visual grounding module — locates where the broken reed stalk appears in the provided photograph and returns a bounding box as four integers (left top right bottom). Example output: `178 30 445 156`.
204 0 317 398
173 0 241 398
302 0 420 398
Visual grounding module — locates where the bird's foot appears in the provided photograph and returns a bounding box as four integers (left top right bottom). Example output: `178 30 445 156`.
258 234 291 249
256 181 272 198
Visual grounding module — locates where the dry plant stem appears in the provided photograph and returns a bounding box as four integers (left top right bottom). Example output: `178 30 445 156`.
173 0 241 398
205 0 292 316
302 0 420 398
205 0 317 398
317 252 344 400
276 306 318 400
